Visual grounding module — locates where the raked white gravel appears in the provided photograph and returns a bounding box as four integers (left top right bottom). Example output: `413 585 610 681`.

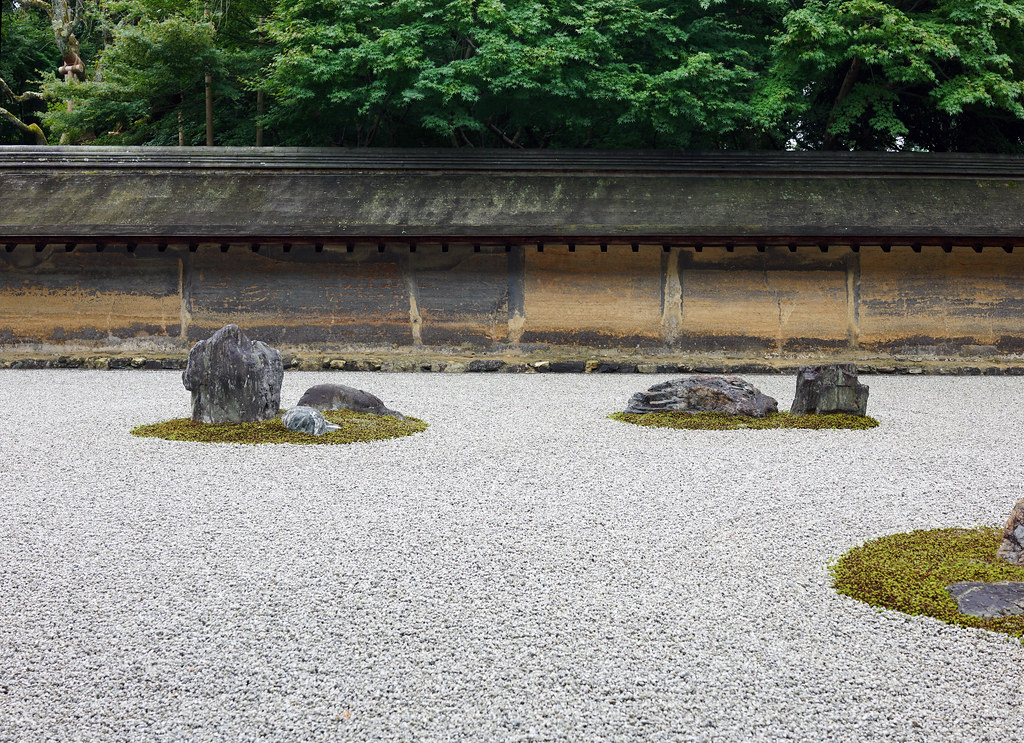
1 370 1023 742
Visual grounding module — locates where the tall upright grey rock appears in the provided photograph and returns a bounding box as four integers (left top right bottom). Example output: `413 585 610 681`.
790 364 869 416
182 324 283 423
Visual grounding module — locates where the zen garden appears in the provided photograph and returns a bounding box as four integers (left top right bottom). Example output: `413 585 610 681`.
2 0 1024 740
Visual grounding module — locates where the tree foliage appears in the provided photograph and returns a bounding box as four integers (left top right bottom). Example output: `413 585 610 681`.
42 17 219 144
1 2 56 142
772 0 1024 150
2 0 1022 151
260 0 789 148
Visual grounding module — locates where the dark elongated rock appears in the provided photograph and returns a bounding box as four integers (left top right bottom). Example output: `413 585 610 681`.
281 406 340 436
466 359 504 373
996 498 1024 565
947 581 1024 618
182 324 283 423
790 364 869 415
625 375 778 417
297 383 405 419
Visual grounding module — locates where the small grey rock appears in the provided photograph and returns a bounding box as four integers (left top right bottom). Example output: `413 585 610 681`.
296 383 405 419
790 364 869 415
947 581 1024 618
281 406 340 436
547 361 587 373
625 375 778 417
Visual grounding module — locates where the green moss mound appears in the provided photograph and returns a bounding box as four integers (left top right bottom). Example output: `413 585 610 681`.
610 411 879 430
132 409 428 445
833 527 1024 638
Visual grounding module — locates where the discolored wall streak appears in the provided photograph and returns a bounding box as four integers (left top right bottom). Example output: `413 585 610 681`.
409 247 509 346
522 245 663 347
858 246 1024 351
2 242 1024 356
0 247 180 344
676 247 850 352
184 247 411 345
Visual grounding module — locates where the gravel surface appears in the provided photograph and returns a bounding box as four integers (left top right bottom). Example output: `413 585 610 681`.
2 370 1023 742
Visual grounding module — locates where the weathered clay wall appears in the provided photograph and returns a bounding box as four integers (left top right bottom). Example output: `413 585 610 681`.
0 246 182 346
2 242 1023 361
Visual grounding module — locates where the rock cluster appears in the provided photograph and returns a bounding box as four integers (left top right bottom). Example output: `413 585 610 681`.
281 406 340 436
996 498 1024 565
182 324 283 424
297 383 405 419
790 364 869 415
625 375 778 417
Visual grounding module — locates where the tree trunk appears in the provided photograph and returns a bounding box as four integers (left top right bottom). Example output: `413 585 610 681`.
0 107 48 144
204 4 214 146
205 71 214 145
256 89 264 147
822 58 862 150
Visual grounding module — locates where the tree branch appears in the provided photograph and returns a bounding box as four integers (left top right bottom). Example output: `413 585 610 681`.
823 57 862 150
0 107 48 144
18 0 53 14
486 121 524 148
0 77 45 104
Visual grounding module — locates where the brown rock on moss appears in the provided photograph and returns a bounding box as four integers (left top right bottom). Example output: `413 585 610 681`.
625 375 778 417
996 498 1024 565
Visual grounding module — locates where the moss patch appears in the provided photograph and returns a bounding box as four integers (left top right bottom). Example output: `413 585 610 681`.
132 409 428 445
610 411 879 430
833 527 1024 638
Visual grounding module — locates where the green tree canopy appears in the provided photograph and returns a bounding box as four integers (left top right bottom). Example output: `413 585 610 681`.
1 2 56 143
260 0 789 148
42 16 220 144
772 0 1024 151
3 0 1022 151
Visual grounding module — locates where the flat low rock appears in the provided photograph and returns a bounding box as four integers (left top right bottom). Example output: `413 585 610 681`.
281 406 340 436
790 364 869 415
947 581 1024 618
182 324 283 424
625 375 778 417
297 383 405 419
995 498 1024 565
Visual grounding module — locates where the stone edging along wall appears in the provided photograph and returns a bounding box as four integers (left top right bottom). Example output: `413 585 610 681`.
4 356 1024 375
3 241 1024 371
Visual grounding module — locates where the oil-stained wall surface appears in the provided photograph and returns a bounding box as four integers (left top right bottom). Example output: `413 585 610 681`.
3 242 1024 356
0 246 180 345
